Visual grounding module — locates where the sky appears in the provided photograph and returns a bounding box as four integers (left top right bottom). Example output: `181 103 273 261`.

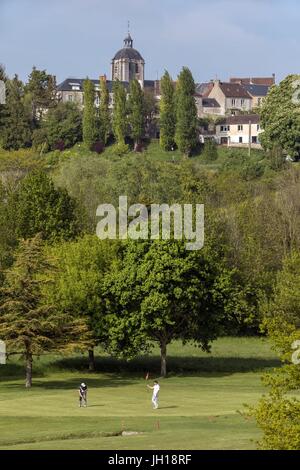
0 0 300 85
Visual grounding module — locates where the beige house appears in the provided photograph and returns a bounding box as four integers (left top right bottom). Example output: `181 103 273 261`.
195 93 222 118
208 80 252 115
215 114 262 148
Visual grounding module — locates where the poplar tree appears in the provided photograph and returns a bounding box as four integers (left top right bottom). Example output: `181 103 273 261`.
112 80 127 145
1 75 32 150
128 79 144 149
159 71 176 150
175 67 198 157
99 78 110 145
0 235 89 387
83 78 97 149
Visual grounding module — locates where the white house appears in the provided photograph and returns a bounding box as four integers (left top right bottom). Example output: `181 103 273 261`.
215 114 262 148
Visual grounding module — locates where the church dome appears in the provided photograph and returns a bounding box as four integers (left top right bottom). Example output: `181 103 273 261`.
112 33 144 62
113 47 144 61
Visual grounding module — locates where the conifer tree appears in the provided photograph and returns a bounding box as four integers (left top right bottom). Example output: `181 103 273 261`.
1 75 32 150
99 77 110 145
26 66 57 124
0 235 90 387
175 67 198 157
159 71 176 150
112 80 127 145
128 79 144 149
83 78 97 149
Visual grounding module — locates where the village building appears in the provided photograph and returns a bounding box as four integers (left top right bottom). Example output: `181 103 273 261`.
215 114 262 148
207 80 252 115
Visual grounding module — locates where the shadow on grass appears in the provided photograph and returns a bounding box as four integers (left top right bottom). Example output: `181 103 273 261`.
51 355 280 376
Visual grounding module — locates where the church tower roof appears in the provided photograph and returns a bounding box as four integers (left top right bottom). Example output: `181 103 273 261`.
112 32 144 61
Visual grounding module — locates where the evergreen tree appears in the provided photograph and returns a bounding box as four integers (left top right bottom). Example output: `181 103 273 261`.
26 66 57 124
159 71 176 150
0 235 89 387
1 75 32 150
99 77 110 145
112 80 127 145
83 78 97 149
128 79 144 149
175 67 198 157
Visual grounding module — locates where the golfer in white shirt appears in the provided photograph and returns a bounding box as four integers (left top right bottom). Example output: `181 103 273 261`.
147 380 160 409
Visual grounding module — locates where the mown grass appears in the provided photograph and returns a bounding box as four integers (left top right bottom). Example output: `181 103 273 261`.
0 337 280 450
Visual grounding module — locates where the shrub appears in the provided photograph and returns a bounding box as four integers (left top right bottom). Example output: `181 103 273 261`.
91 140 104 154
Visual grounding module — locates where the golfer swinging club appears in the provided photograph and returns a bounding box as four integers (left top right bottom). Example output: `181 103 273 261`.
147 380 160 409
78 382 88 407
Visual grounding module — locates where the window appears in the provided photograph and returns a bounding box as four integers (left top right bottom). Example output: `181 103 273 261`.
220 125 230 132
257 124 260 131
68 94 73 102
252 136 257 144
241 99 245 106
238 125 243 131
231 99 236 107
239 137 243 143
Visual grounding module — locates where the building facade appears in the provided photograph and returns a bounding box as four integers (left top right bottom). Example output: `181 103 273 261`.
215 114 262 147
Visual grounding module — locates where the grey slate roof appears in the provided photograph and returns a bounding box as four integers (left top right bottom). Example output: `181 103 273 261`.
202 98 220 108
57 78 129 93
195 82 214 96
113 47 144 61
243 84 270 97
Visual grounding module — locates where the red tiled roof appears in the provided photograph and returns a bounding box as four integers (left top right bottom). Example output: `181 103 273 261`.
230 76 275 86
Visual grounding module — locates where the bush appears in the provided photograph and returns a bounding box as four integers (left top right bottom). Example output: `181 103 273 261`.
202 140 218 162
53 140 65 152
112 142 130 156
91 140 104 154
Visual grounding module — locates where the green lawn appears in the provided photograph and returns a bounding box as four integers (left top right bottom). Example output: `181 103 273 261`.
0 337 279 450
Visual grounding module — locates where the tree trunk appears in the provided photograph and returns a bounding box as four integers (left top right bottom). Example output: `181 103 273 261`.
160 341 167 377
25 351 32 388
88 349 95 371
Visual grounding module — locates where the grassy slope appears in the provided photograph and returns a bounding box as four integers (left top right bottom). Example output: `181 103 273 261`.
0 337 280 450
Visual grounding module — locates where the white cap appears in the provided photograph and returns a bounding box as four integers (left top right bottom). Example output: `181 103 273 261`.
81 383 86 387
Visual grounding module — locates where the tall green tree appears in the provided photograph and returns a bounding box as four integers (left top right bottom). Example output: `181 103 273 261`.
48 236 119 370
0 235 89 387
103 240 230 377
26 66 57 124
260 74 300 159
0 75 32 150
159 71 176 150
83 78 97 149
34 101 82 150
248 251 300 449
112 80 127 145
128 79 144 149
11 171 80 242
99 78 110 145
175 67 198 157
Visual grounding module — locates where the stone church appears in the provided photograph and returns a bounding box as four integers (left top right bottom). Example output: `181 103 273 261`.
111 32 145 86
57 31 157 106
